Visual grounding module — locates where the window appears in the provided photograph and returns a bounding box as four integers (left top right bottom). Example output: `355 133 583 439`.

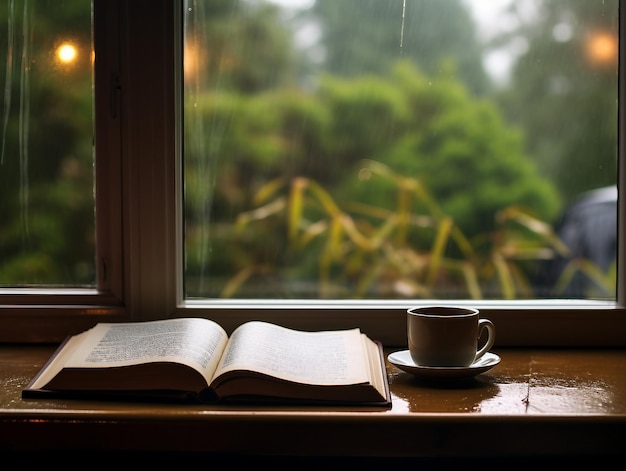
1 0 624 347
183 0 619 303
0 0 125 341
0 0 95 288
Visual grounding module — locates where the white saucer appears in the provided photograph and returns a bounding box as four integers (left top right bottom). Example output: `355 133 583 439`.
387 350 500 379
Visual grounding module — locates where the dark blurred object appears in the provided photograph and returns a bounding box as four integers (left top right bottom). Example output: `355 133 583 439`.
535 186 617 299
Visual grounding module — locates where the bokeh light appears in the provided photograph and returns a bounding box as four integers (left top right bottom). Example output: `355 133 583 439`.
585 32 618 66
56 43 77 64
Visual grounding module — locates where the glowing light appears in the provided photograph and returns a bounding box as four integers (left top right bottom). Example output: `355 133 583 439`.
57 44 77 64
183 41 202 82
586 32 617 65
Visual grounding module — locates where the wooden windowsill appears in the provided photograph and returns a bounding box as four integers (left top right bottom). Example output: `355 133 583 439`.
1 344 626 461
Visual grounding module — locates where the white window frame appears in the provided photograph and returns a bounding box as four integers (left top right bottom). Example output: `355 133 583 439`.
0 0 624 346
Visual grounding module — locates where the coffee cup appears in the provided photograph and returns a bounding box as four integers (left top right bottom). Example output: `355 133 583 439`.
407 306 495 367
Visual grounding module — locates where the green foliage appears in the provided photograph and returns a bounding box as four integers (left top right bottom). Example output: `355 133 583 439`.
0 0 95 286
310 0 490 95
227 167 568 300
185 58 565 299
0 0 615 297
494 0 619 201
187 0 299 93
317 71 412 161
327 61 561 239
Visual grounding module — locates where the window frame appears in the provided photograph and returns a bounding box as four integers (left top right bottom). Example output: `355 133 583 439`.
0 0 624 347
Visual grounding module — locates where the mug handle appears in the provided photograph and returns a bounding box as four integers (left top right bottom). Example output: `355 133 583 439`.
475 318 496 361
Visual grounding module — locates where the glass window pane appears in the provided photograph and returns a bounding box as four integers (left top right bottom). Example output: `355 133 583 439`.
183 0 618 301
0 0 95 287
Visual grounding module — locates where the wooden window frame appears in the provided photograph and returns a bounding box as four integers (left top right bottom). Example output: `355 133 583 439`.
0 0 624 347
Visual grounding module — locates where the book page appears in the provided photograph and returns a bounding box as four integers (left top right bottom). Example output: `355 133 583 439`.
362 334 387 399
63 318 228 380
213 321 370 386
27 330 96 390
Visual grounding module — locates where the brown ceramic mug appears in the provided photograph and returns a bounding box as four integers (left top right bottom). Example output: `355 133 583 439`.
407 306 495 367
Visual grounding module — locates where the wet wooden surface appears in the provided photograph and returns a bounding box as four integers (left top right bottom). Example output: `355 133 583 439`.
1 344 626 459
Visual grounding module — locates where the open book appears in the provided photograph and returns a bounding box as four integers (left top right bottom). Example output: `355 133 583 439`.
22 318 391 408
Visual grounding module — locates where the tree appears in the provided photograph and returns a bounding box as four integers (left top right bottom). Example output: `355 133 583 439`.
0 0 94 284
494 0 618 201
183 0 564 299
185 59 561 298
326 60 560 240
185 0 300 93
308 0 492 95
